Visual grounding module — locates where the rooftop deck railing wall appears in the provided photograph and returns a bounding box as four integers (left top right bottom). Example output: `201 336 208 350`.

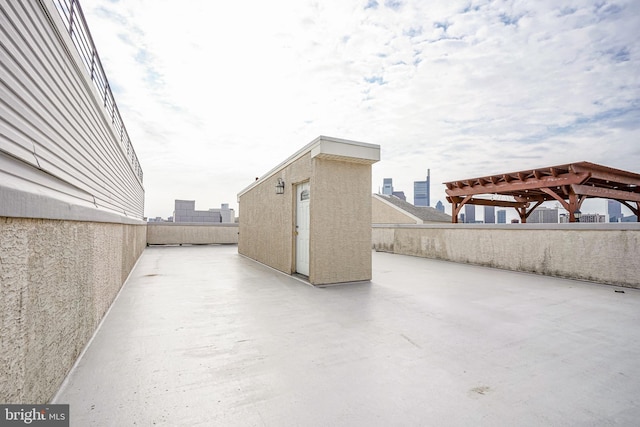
146 223 239 246
52 0 142 183
373 223 640 289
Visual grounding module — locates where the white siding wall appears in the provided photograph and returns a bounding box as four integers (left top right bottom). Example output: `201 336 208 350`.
0 0 144 221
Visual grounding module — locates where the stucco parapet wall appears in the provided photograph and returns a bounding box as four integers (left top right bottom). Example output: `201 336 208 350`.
147 223 239 245
238 136 380 198
372 223 640 288
373 223 640 231
0 217 146 403
149 223 239 226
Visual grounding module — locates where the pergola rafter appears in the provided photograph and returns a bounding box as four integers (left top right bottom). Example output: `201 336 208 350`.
444 162 640 223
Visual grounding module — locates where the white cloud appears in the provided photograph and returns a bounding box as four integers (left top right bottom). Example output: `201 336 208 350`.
81 0 640 218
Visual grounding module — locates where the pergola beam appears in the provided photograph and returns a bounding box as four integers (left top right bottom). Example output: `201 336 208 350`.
571 163 640 186
619 201 640 220
445 172 590 197
519 200 544 223
448 197 529 209
571 184 640 203
540 187 569 210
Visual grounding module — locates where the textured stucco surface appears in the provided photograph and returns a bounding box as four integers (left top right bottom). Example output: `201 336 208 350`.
372 225 640 288
239 149 375 285
147 223 238 245
311 159 372 284
239 153 312 274
0 217 146 403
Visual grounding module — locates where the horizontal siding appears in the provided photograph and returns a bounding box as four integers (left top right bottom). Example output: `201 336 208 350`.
0 0 144 220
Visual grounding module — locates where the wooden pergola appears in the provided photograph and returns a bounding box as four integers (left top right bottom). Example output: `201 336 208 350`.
444 162 640 223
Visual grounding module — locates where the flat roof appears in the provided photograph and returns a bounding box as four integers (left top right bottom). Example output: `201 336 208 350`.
53 245 640 425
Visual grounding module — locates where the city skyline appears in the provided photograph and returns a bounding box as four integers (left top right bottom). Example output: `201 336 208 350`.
378 175 636 222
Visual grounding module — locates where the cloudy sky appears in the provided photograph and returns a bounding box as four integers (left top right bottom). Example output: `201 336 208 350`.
80 0 639 219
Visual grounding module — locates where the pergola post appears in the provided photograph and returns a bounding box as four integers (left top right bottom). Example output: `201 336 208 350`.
568 193 578 222
451 199 459 224
515 200 543 223
517 207 527 223
448 196 472 223
566 193 587 222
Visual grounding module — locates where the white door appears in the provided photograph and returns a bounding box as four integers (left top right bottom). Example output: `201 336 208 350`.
295 182 310 276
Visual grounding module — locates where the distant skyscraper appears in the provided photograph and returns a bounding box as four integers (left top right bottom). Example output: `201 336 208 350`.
497 210 506 224
464 204 475 223
414 169 430 206
382 178 393 195
435 200 445 212
173 200 234 223
528 207 559 224
484 206 495 224
608 200 622 222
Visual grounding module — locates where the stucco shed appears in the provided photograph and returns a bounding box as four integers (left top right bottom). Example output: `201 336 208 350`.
237 136 380 285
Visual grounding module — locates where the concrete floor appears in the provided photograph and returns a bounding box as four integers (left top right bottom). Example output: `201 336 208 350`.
53 245 640 426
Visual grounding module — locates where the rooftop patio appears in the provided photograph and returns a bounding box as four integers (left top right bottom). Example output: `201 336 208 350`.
53 245 640 426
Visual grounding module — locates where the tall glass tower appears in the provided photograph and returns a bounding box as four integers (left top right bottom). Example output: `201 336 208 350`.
464 204 475 223
484 206 495 224
382 178 393 195
607 200 622 222
414 169 430 206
